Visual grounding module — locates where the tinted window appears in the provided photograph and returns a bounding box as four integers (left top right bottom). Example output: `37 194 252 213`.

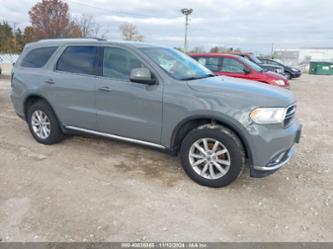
102 47 145 80
221 58 246 73
56 46 97 75
196 57 222 72
21 47 58 68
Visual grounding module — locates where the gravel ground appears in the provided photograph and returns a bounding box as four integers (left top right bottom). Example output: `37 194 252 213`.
0 74 332 242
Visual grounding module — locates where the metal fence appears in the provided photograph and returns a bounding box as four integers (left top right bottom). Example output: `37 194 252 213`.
0 53 19 64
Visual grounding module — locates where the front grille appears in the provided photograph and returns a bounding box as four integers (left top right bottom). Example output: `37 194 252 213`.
284 105 296 127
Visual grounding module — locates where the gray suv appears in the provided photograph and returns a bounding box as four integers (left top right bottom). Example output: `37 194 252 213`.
10 38 302 187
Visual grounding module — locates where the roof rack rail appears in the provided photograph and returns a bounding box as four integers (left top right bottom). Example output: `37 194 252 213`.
88 37 107 41
37 37 107 42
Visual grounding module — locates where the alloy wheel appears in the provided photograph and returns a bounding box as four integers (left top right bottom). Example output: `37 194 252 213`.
31 110 51 139
188 138 231 179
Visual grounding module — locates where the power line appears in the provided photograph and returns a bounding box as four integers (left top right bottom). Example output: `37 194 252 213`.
66 0 161 19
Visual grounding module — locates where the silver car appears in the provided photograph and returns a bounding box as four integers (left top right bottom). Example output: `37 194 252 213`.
10 38 302 187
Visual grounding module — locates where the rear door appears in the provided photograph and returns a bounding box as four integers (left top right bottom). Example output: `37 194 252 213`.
95 46 163 144
47 45 98 129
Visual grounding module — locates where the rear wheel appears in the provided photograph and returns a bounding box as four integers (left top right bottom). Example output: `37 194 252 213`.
180 124 245 187
27 100 64 144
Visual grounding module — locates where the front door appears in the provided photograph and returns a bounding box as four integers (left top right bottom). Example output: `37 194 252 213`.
220 57 252 80
95 46 163 144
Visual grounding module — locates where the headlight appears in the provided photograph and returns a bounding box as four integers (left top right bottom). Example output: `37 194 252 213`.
273 79 285 86
250 107 286 124
292 68 298 72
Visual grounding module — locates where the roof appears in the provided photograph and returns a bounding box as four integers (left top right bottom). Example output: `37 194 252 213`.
27 38 166 49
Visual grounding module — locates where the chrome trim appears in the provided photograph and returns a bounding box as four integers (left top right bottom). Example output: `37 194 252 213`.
253 148 294 171
65 126 166 149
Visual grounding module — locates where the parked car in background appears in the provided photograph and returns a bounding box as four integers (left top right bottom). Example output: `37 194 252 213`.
259 58 302 79
11 39 301 187
190 53 289 88
228 52 285 76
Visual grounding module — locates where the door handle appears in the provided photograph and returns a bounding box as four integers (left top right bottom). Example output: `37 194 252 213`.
98 86 112 92
45 79 55 84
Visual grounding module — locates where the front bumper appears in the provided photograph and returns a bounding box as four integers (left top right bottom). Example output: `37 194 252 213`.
247 120 302 178
250 148 294 178
292 71 302 78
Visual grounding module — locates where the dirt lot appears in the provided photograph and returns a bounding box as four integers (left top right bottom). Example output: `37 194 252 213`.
0 74 332 242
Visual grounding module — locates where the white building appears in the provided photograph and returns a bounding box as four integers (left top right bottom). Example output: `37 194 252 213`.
273 48 333 66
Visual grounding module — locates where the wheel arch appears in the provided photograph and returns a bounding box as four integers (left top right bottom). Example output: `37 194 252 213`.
170 115 253 164
23 94 65 132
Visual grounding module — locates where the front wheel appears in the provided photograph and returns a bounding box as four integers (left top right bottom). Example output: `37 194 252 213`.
180 125 245 187
285 72 292 80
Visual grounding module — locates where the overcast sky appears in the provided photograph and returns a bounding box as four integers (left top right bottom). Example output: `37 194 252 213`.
1 0 332 54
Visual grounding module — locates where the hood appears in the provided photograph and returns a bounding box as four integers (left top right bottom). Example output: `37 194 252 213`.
186 76 295 107
260 63 283 70
264 70 287 80
290 66 301 72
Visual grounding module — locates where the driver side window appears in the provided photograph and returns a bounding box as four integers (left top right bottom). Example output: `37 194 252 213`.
221 58 246 73
102 47 146 80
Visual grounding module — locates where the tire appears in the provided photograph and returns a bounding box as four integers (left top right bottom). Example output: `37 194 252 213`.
27 100 64 144
285 72 292 80
180 124 245 187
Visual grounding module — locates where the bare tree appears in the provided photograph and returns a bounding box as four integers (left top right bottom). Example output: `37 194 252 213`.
78 14 109 39
119 22 144 41
190 46 206 53
209 46 224 53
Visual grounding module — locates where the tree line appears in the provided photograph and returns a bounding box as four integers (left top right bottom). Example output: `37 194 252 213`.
0 0 144 53
0 0 242 54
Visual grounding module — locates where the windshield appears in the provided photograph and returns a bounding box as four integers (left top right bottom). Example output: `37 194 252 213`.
140 47 213 80
249 54 263 64
238 56 264 72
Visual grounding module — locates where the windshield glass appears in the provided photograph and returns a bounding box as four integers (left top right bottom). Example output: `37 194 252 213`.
249 54 263 64
238 56 264 72
140 47 213 80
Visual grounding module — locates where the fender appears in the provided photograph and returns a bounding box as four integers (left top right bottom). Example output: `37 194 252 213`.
170 114 253 164
23 94 66 133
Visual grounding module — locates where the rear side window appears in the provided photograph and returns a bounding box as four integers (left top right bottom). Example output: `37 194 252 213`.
21 47 58 68
56 46 98 75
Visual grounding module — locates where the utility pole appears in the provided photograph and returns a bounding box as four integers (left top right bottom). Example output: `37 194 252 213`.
271 42 274 59
13 22 17 53
181 8 193 53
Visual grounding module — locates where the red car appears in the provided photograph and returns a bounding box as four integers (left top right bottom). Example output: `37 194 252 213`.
190 53 289 88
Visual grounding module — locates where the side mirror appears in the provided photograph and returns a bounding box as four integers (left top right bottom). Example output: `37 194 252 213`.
243 68 251 74
130 68 156 85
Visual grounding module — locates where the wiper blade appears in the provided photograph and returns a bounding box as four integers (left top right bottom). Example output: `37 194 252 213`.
180 74 215 81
